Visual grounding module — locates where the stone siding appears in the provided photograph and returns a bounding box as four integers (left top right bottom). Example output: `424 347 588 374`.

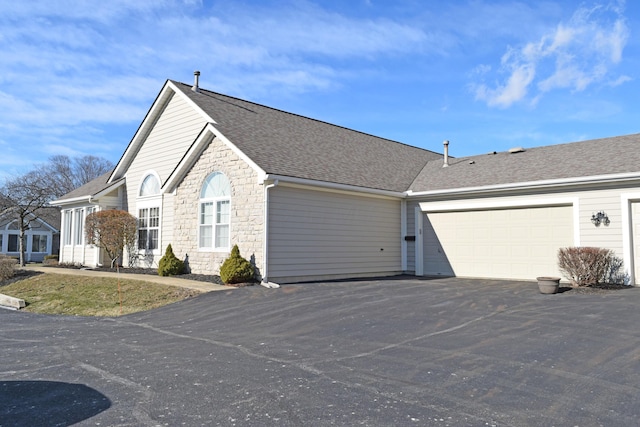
173 137 264 277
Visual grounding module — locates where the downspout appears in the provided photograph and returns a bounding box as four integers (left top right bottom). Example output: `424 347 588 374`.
261 179 280 288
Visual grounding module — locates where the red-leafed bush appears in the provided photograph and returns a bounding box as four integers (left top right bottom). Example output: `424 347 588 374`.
557 247 624 287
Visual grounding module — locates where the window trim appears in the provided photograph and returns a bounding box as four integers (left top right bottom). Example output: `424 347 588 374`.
198 172 231 252
136 197 162 255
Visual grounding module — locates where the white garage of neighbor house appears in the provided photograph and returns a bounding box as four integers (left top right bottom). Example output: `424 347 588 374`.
51 74 640 285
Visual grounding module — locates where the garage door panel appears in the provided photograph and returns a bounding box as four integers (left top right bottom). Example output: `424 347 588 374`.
424 206 573 280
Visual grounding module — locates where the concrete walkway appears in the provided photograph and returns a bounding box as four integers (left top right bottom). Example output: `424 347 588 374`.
20 264 232 293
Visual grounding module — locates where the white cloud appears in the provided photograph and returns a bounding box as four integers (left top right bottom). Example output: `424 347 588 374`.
472 1 629 108
0 0 432 169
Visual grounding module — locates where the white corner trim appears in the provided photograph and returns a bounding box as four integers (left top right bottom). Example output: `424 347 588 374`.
620 192 640 286
401 200 407 272
414 206 423 276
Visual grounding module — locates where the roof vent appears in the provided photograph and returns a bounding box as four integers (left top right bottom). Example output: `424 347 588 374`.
443 140 449 167
192 70 201 93
508 147 525 154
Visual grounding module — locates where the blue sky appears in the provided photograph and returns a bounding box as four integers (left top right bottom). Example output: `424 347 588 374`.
1 0 637 178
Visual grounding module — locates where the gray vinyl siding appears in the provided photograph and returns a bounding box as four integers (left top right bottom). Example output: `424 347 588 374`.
268 185 402 283
405 200 420 273
577 187 625 255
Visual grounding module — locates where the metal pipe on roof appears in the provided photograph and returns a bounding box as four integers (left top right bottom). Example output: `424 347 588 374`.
192 71 200 93
443 140 449 167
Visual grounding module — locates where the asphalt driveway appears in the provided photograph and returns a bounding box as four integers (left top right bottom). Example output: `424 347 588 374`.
1 276 639 426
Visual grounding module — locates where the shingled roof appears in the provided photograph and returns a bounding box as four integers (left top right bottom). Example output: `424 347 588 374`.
171 81 442 193
53 170 122 202
409 133 640 193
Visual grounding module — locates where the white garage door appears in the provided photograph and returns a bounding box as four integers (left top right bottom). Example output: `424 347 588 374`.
631 202 640 284
423 205 574 280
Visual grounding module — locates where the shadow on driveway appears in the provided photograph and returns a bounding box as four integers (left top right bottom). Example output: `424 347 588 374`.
0 380 110 427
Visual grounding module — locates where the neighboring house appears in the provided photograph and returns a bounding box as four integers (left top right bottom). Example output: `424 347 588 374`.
51 74 640 285
0 207 60 262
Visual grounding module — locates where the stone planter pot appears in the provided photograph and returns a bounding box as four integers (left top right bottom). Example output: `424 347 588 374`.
536 277 560 294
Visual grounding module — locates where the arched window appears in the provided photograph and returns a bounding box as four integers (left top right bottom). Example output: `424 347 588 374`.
199 172 231 250
138 173 161 251
139 174 160 196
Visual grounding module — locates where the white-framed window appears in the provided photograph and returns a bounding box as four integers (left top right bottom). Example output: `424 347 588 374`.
74 209 84 245
7 234 19 252
137 173 161 253
199 172 231 250
140 174 161 197
138 207 159 250
63 210 72 245
32 234 48 252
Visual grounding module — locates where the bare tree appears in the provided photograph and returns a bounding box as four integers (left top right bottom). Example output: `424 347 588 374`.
85 210 137 269
0 170 56 266
46 155 114 197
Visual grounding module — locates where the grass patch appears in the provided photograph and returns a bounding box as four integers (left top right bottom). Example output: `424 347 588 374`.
1 273 201 316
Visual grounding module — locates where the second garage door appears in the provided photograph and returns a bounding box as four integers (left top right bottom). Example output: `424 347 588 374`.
423 205 574 280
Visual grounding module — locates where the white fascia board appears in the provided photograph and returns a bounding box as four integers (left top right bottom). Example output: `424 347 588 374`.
49 196 92 206
406 171 640 198
110 82 178 182
163 123 265 193
263 174 406 199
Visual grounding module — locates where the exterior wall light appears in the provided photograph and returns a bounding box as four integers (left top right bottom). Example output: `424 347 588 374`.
591 211 610 227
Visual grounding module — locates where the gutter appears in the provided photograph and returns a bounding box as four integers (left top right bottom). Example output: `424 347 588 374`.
263 174 406 199
406 171 640 198
261 179 280 289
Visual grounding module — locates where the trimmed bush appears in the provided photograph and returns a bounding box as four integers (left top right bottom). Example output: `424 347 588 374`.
558 247 624 287
43 254 59 266
0 255 17 281
158 244 185 276
220 245 254 284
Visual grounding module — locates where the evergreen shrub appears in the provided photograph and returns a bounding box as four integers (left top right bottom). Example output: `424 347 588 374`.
220 245 254 284
158 244 185 276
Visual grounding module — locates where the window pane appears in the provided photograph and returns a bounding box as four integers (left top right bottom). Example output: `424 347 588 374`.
216 200 230 224
138 208 148 228
8 235 18 252
149 207 159 227
200 172 231 198
200 202 213 225
32 235 47 252
64 210 72 245
215 224 229 248
74 210 84 245
140 175 160 196
199 225 212 248
138 229 148 250
149 229 158 250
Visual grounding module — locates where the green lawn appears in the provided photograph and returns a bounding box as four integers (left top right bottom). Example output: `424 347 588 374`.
1 273 201 316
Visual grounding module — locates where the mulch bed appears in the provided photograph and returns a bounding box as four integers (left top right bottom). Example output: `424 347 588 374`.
38 264 257 287
558 283 633 294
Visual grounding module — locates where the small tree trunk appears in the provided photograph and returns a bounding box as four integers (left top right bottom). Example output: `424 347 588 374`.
18 225 26 267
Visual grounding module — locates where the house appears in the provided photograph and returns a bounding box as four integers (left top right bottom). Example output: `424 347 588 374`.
51 73 640 285
0 207 60 262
